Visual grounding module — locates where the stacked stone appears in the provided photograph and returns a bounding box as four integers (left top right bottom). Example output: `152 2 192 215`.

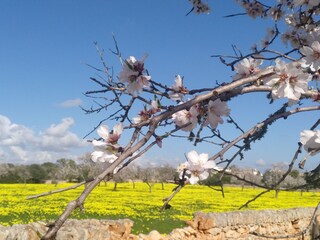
0 208 318 240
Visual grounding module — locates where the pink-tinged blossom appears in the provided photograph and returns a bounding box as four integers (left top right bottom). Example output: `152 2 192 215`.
238 0 265 19
133 100 161 124
263 59 311 105
189 0 210 14
91 123 123 163
300 130 320 156
281 29 300 48
233 58 263 81
305 28 320 46
293 0 320 7
178 150 217 184
172 105 199 131
268 6 284 20
169 75 188 101
119 55 151 95
205 99 230 129
300 41 320 71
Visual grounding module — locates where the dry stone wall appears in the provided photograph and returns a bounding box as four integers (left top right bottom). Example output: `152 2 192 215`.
0 207 319 240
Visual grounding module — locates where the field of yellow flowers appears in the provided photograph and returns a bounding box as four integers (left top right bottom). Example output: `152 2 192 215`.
0 183 319 233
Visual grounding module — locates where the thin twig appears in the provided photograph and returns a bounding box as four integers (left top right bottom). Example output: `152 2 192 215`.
27 178 94 200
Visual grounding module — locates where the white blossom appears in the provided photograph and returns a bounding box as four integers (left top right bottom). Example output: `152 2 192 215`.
268 6 284 20
300 130 320 156
178 150 217 184
119 55 151 95
189 0 210 14
233 57 263 81
238 0 265 19
133 100 161 124
91 123 123 163
169 75 188 101
263 59 311 105
172 105 199 131
300 41 320 71
305 28 320 46
293 0 320 7
281 29 300 48
205 99 230 129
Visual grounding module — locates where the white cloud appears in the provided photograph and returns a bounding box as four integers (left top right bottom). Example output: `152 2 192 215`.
10 146 28 161
45 118 74 137
0 115 90 164
58 98 82 108
256 159 266 166
0 115 36 146
272 161 289 170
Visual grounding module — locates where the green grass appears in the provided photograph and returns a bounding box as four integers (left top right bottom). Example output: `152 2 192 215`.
0 183 319 234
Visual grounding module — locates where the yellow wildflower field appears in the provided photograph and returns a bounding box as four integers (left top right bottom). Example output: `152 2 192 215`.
0 183 319 233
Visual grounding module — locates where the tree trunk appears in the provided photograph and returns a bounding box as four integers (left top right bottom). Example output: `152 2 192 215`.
113 182 117 191
145 182 153 193
161 182 164 190
275 189 279 198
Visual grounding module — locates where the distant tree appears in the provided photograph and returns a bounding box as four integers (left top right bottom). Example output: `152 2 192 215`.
55 158 79 182
289 169 301 179
78 153 106 186
28 164 46 183
112 169 128 191
229 166 262 190
41 162 59 182
140 166 159 193
0 164 19 183
0 163 9 177
123 164 140 189
261 167 305 198
15 165 31 184
156 165 176 190
77 153 95 181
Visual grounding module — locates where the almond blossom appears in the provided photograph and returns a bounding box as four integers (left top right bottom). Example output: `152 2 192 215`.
300 41 320 71
172 105 199 131
133 100 161 124
238 0 265 19
177 150 217 184
169 75 188 101
205 99 230 129
293 0 320 8
189 0 210 14
91 123 123 163
119 55 151 95
263 59 311 105
233 57 263 81
300 130 320 156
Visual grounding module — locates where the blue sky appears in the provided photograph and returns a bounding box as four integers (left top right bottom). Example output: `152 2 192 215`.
0 1 318 171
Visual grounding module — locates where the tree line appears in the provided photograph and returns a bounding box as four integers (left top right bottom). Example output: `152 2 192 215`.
0 156 309 194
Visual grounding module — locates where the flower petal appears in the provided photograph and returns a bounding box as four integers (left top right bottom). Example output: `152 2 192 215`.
203 160 217 169
300 130 314 145
199 171 209 180
189 175 199 184
187 150 199 165
113 122 123 135
91 151 104 162
97 125 109 139
92 140 107 148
